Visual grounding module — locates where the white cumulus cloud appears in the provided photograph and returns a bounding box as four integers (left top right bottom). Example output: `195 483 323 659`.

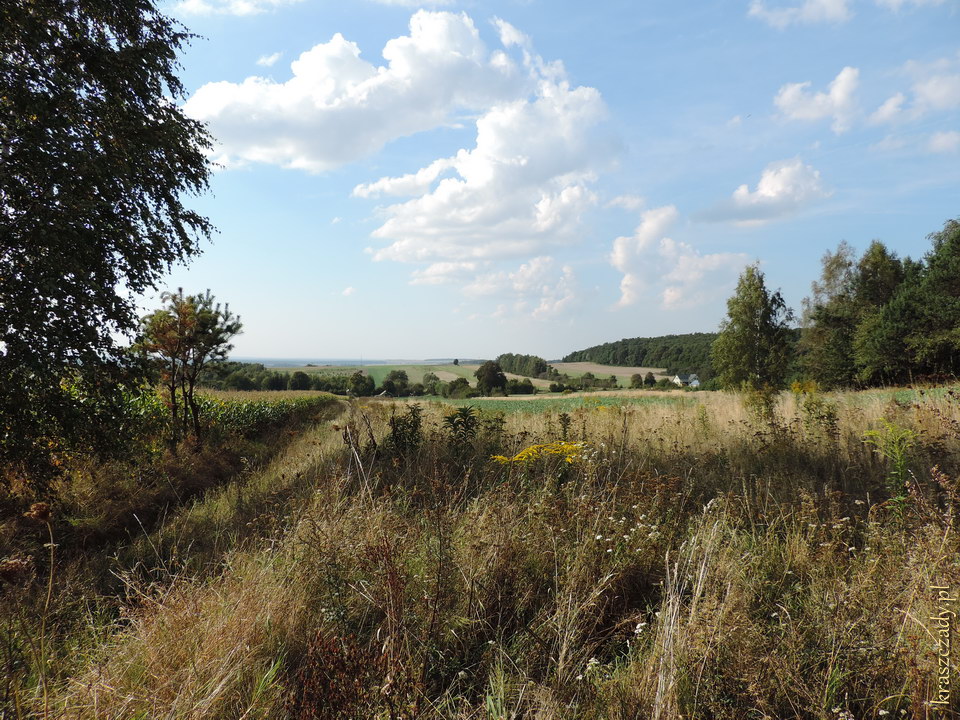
867 55 960 137
774 66 859 133
748 0 852 28
698 158 829 225
184 11 528 172
610 206 747 309
187 11 616 314
342 286 355 296
362 57 612 266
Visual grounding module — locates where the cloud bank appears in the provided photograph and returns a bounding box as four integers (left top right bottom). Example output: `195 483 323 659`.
185 12 530 171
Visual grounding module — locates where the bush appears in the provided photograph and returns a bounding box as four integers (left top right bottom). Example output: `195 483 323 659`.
506 378 536 395
289 371 311 391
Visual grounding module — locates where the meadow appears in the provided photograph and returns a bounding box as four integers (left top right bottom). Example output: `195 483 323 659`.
406 390 686 415
273 363 476 385
2 386 959 718
550 362 669 385
268 361 670 388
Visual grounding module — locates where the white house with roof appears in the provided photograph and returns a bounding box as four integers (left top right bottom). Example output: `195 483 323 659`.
672 373 700 388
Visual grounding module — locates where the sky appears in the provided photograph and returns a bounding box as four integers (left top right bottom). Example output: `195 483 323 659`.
149 0 959 361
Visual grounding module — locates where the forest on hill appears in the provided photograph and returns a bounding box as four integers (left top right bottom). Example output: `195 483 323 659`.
563 332 721 378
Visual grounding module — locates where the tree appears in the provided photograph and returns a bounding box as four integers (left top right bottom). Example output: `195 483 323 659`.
474 361 507 396
711 264 794 391
348 371 375 397
630 373 644 389
264 373 289 391
1 1 213 477
138 290 241 445
497 353 549 377
383 370 409 395
852 290 919 385
421 372 441 395
853 241 904 310
506 378 535 395
908 219 960 375
289 371 311 391
224 371 256 392
445 377 475 399
179 291 241 440
800 241 858 389
644 371 656 387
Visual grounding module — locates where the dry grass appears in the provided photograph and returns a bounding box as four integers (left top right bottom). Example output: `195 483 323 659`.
550 361 669 380
6 387 960 718
199 389 335 401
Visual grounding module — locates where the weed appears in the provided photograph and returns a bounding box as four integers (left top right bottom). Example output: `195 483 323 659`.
385 404 423 459
443 406 479 444
862 418 919 496
282 631 385 720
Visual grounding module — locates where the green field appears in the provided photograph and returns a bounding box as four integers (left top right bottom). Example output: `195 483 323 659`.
268 361 665 388
270 363 476 385
387 391 688 414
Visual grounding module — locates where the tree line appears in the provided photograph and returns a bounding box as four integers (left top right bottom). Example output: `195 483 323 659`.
495 353 557 379
799 219 960 387
563 333 719 379
196 363 540 399
711 218 960 392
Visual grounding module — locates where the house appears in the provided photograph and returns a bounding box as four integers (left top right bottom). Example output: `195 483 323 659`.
672 373 700 388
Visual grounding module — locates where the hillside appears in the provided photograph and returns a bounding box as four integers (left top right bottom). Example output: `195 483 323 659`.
563 332 719 377
21 389 957 718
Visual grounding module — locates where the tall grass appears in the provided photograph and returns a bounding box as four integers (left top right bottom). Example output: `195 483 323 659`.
4 388 958 718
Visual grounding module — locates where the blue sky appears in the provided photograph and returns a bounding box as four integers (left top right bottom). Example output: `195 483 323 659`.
151 0 959 360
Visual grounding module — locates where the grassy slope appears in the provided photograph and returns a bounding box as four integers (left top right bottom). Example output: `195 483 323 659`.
550 361 670 386
27 386 960 718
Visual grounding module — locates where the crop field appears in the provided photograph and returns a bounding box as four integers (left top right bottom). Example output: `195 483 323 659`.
551 361 669 385
200 389 338 401
270 362 476 385
389 390 689 414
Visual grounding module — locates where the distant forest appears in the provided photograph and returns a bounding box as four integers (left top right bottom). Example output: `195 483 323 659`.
563 333 721 378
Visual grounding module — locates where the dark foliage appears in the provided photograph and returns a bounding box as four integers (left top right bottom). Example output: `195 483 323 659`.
802 219 960 388
1 0 212 482
474 361 507 396
563 333 718 378
496 353 553 378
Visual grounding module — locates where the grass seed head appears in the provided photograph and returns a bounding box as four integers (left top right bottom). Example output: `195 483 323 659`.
23 501 52 523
